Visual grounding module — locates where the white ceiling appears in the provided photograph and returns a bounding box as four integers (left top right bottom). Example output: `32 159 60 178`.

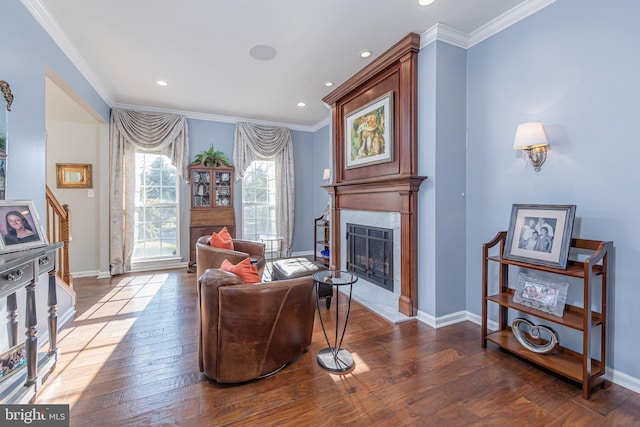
28 0 544 130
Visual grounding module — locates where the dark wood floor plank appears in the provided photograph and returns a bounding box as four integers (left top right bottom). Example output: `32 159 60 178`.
33 268 637 426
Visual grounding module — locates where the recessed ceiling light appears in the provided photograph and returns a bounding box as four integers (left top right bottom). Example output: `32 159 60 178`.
360 50 372 58
156 80 168 86
297 102 306 107
418 0 436 5
249 44 277 61
325 82 334 87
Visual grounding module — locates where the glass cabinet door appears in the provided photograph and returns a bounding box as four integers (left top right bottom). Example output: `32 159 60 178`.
215 171 232 207
192 169 211 207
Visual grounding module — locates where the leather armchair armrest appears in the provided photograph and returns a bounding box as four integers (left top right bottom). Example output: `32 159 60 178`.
233 239 265 257
197 235 211 245
198 268 246 377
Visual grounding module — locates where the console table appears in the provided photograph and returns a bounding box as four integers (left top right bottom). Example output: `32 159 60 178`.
312 270 357 372
0 242 62 403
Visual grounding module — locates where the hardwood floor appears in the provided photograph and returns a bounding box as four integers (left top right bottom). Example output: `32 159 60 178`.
38 269 640 426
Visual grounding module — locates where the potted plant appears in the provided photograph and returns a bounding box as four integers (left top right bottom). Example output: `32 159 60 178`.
191 145 232 167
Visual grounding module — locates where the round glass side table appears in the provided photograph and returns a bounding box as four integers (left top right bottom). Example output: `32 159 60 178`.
259 235 283 279
312 270 358 372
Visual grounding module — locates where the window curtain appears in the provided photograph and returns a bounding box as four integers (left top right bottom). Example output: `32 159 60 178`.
234 122 294 256
109 109 189 275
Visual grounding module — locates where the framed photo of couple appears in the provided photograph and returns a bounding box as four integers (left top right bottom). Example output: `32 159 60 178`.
0 200 48 253
503 204 576 269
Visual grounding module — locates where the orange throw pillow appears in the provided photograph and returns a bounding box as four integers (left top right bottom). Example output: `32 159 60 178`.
220 257 261 284
210 227 234 250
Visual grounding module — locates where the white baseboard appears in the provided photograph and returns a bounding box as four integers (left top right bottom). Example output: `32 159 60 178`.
96 271 111 279
72 269 100 278
291 250 313 257
610 369 640 395
417 310 640 395
416 309 468 328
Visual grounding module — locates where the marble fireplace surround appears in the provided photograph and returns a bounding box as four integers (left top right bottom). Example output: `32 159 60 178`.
340 209 402 322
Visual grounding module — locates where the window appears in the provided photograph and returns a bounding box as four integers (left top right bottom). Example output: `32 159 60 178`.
242 159 276 241
133 153 179 260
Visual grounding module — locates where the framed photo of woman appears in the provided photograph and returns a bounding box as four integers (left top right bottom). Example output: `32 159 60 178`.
0 200 48 253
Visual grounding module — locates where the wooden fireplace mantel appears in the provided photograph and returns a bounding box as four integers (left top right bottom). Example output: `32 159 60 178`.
322 33 424 317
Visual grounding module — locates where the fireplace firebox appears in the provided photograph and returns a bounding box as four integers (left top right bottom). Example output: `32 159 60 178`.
346 223 393 291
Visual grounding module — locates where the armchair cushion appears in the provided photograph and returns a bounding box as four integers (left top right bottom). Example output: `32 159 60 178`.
210 226 234 250
220 257 261 284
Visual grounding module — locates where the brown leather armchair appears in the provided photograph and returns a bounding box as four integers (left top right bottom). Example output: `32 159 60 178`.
195 235 266 279
197 268 316 383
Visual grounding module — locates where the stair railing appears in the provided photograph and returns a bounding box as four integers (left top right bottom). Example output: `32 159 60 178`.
45 185 73 288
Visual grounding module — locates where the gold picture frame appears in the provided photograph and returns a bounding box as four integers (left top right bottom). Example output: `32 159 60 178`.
56 163 92 188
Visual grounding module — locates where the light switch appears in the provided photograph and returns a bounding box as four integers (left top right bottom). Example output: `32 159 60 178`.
88 189 95 198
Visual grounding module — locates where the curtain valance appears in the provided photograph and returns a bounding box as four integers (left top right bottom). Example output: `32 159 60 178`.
111 109 189 179
234 121 292 181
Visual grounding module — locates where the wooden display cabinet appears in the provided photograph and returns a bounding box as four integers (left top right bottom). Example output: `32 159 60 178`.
481 231 612 399
314 215 330 267
188 162 236 272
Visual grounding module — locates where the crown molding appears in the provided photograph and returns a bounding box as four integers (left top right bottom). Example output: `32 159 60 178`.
420 23 469 50
420 0 556 50
468 0 557 47
114 103 319 133
21 0 115 107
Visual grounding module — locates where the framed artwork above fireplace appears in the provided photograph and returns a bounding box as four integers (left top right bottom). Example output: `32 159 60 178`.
345 91 393 169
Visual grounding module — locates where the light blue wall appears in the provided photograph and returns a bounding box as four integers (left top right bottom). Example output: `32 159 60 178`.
313 124 331 218
418 42 437 316
434 42 467 316
2 0 109 218
417 41 467 317
291 129 315 253
466 0 640 380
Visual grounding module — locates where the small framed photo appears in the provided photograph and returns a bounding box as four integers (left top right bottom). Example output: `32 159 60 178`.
56 163 93 188
513 272 569 317
344 91 393 169
0 200 48 253
504 204 576 269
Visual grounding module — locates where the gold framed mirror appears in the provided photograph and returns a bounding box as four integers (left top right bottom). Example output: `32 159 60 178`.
56 163 93 188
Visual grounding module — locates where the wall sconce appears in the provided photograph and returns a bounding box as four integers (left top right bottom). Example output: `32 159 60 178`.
323 168 331 182
513 122 549 172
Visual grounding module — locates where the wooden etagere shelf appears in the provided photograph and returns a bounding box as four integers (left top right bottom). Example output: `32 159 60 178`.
481 231 612 399
314 215 330 268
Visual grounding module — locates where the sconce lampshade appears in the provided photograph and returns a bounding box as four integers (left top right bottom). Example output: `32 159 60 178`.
513 122 549 172
323 168 330 180
513 122 549 150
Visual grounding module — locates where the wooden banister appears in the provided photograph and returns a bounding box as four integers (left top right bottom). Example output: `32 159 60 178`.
45 185 73 288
